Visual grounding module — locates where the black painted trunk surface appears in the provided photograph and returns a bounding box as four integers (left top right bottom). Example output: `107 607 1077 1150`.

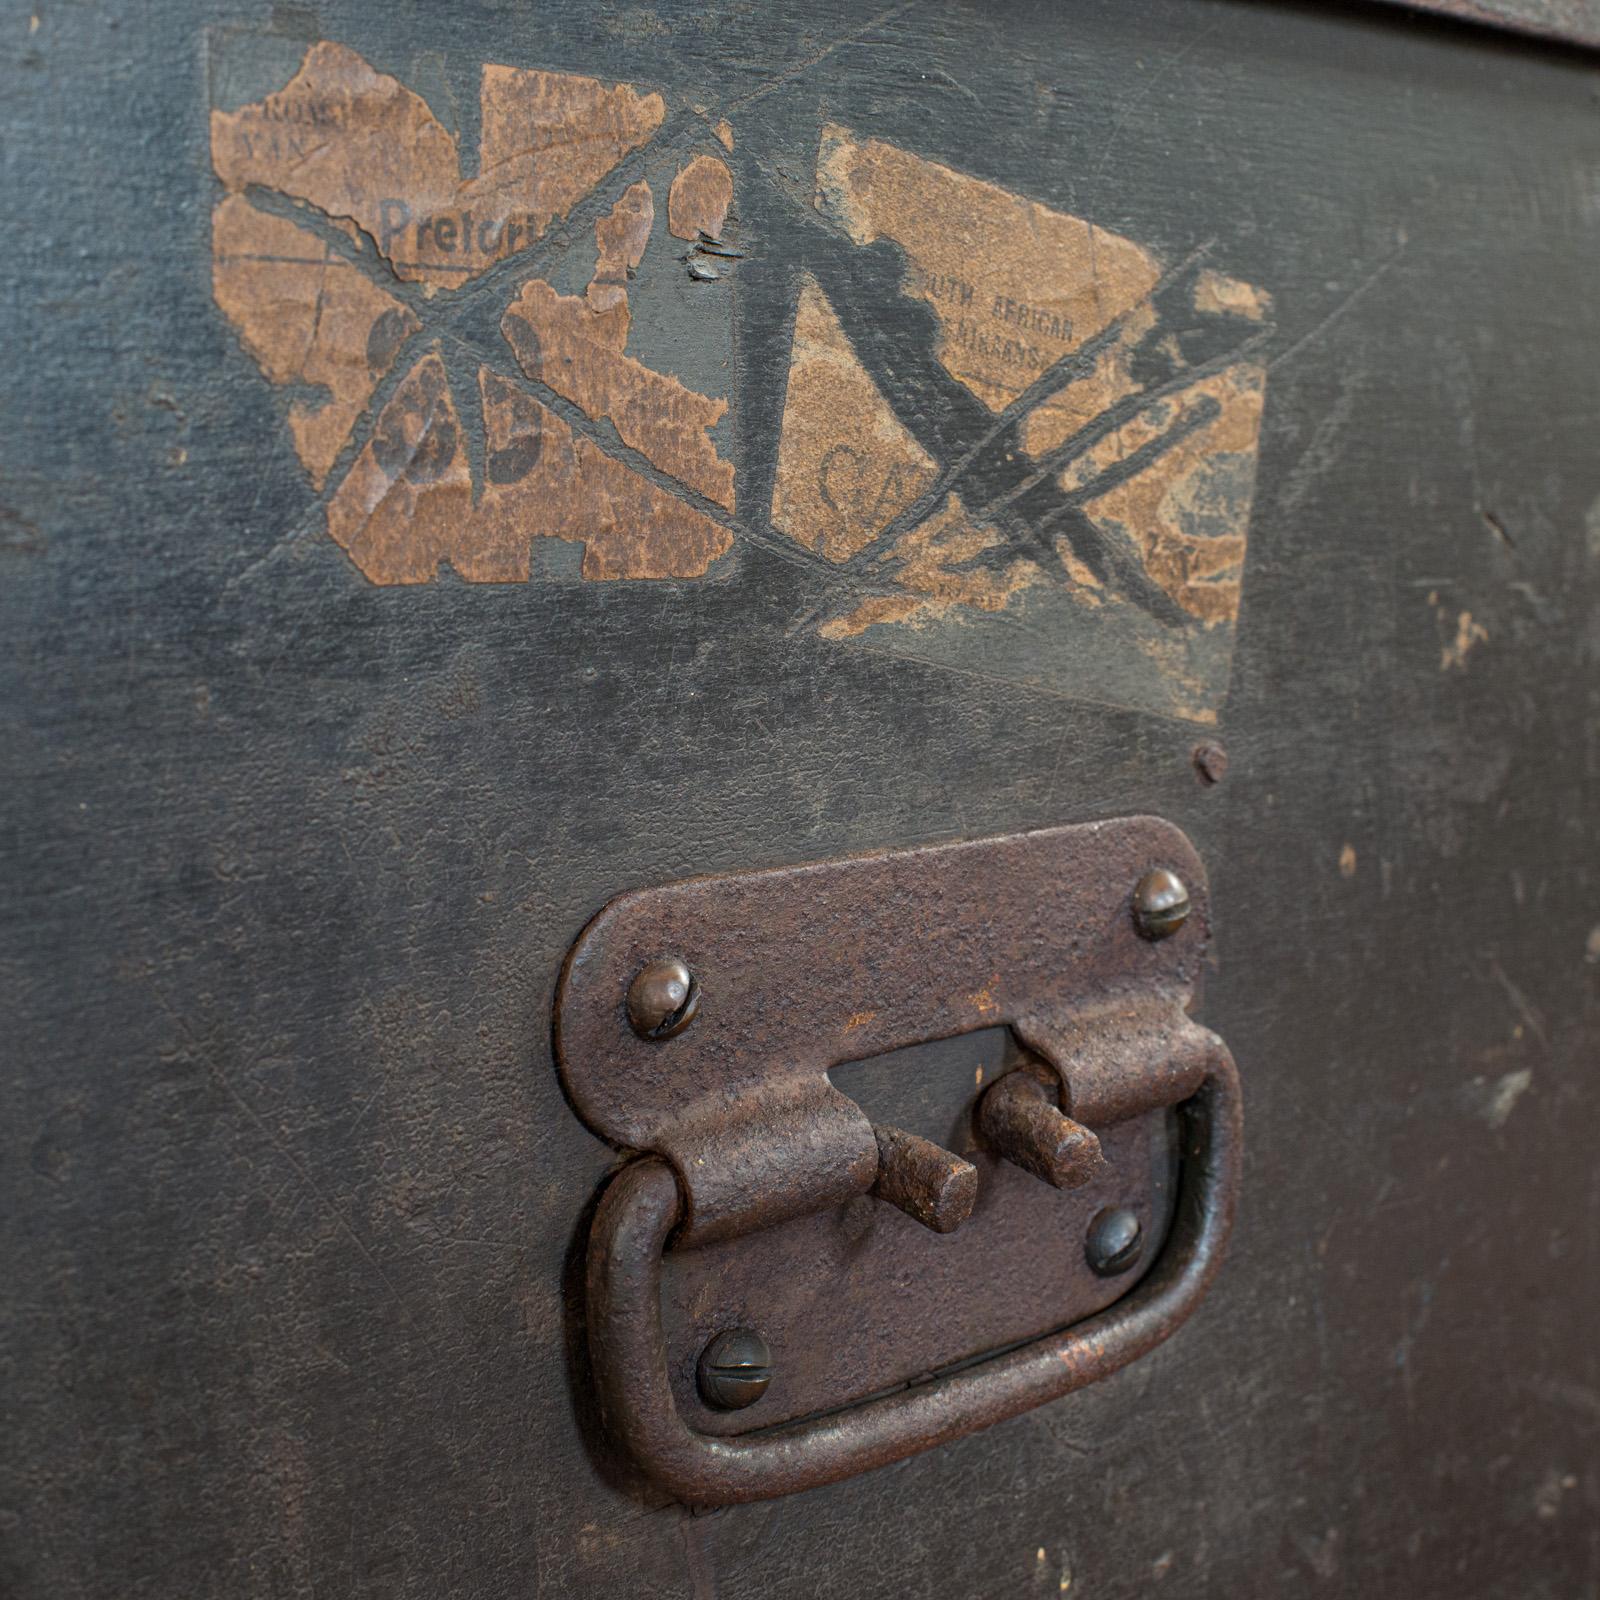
3 2 1597 1595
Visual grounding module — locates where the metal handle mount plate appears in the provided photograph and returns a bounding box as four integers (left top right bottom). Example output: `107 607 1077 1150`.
555 819 1242 1504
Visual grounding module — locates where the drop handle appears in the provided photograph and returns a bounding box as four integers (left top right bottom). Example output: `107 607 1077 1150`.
561 818 1242 1504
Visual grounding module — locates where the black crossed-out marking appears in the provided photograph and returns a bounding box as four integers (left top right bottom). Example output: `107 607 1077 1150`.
229 101 1271 625
781 214 1272 626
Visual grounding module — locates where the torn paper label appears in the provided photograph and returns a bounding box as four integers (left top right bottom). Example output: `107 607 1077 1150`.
208 38 1274 724
325 352 731 584
209 37 737 587
774 125 1273 723
770 274 936 562
211 41 665 289
211 194 419 488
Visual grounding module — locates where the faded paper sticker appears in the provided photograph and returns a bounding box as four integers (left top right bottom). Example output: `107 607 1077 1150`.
668 155 734 243
209 39 1274 721
211 41 666 290
772 125 1273 722
209 37 736 584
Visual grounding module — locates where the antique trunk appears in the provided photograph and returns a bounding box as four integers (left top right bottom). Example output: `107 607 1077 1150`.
3 1 1597 1594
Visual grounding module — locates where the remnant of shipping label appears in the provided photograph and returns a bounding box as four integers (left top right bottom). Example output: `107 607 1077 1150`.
327 355 730 583
208 39 1271 721
815 125 1162 416
211 194 418 488
772 125 1273 722
667 155 734 242
211 42 664 289
210 40 735 584
771 275 936 564
502 185 735 509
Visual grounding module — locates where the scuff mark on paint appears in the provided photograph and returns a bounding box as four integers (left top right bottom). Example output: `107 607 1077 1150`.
1481 1067 1532 1129
1440 608 1488 671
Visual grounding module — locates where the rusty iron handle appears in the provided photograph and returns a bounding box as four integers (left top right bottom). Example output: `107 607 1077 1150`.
585 1035 1241 1505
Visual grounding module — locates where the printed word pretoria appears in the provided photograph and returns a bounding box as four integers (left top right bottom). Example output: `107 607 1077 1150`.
377 200 534 264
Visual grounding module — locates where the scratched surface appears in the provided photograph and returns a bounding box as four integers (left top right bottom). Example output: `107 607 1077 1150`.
2 1 1599 1596
200 31 1273 720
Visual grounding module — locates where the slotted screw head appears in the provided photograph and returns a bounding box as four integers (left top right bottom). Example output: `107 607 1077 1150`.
1086 1207 1144 1277
697 1329 772 1411
1132 868 1190 941
626 957 699 1040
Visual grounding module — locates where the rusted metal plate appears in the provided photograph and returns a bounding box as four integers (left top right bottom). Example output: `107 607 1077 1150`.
555 817 1212 1245
565 822 1241 1501
662 1100 1177 1437
586 1028 1238 1502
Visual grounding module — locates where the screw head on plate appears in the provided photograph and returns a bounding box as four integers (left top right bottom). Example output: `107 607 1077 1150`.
697 1328 772 1411
1086 1207 1144 1277
626 957 700 1040
1132 868 1191 941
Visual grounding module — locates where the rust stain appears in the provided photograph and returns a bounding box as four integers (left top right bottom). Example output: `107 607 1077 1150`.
770 274 935 561
668 154 734 241
211 41 664 290
211 195 418 487
327 352 732 583
1339 843 1358 878
714 119 735 152
502 183 735 509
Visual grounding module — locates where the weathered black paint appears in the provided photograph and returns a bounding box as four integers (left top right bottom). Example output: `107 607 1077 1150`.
3 1 1598 1595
